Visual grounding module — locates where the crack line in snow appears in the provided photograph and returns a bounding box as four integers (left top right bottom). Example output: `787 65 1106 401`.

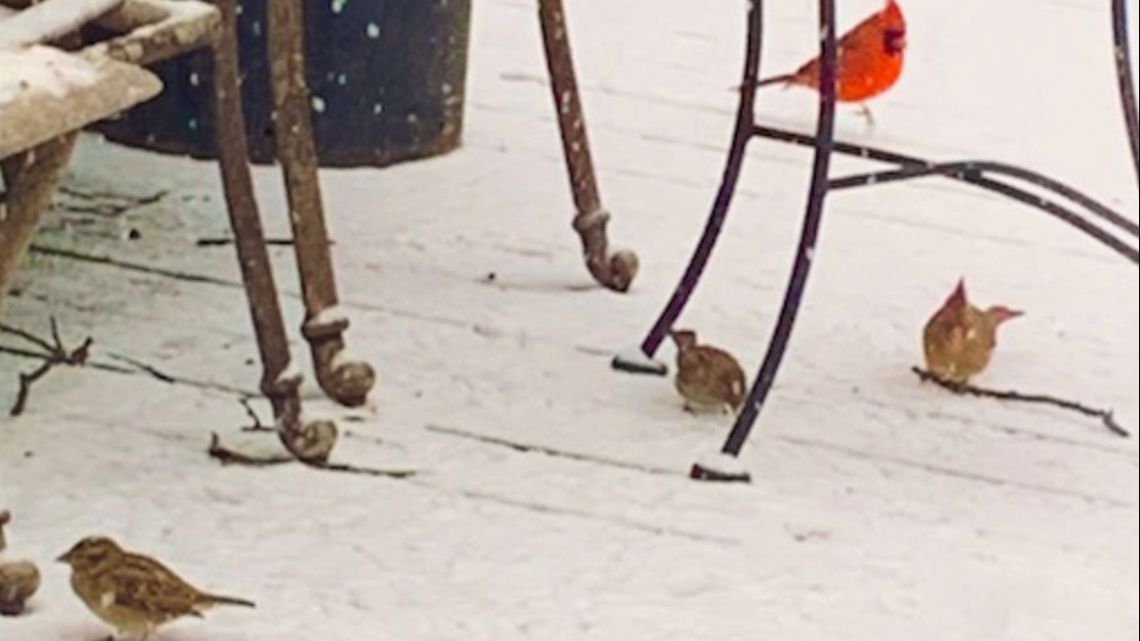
411 480 740 547
779 390 1139 459
425 424 680 477
27 243 614 354
777 435 1136 508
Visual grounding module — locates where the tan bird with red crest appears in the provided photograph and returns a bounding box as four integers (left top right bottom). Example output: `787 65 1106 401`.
922 279 1022 384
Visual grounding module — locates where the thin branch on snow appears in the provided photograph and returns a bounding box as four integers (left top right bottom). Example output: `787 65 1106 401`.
0 343 132 375
238 397 273 432
207 433 416 479
0 318 91 416
106 352 176 383
911 367 1131 438
1 342 252 398
105 352 250 396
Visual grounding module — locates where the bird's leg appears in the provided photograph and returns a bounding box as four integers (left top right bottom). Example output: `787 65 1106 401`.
683 402 696 414
858 103 876 127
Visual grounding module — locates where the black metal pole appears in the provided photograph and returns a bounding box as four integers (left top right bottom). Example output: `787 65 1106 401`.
630 0 765 361
1111 0 1139 184
702 0 838 470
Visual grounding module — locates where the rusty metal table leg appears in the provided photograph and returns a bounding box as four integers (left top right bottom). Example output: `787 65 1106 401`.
538 0 639 293
1 134 78 315
266 0 375 409
211 0 341 462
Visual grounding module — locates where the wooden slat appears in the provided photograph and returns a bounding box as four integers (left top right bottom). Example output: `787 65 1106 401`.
0 0 123 49
0 0 220 67
0 46 161 159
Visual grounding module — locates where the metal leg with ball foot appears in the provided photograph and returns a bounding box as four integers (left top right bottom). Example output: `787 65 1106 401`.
538 0 639 293
211 0 335 463
266 0 375 408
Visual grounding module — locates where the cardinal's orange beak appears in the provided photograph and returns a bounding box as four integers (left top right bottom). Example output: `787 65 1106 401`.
988 306 1023 325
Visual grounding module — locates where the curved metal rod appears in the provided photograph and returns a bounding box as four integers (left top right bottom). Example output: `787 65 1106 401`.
973 174 1138 263
714 0 839 462
756 126 1140 264
829 162 1139 264
630 0 765 359
1112 0 1139 182
830 160 1139 238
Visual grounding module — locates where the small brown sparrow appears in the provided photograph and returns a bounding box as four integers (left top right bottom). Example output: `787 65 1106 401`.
669 329 748 415
58 536 254 640
0 560 40 616
923 278 1021 384
0 510 40 617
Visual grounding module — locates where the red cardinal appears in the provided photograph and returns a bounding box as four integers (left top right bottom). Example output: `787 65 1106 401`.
750 0 906 122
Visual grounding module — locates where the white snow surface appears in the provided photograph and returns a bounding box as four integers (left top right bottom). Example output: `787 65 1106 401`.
2 0 1138 639
0 46 100 107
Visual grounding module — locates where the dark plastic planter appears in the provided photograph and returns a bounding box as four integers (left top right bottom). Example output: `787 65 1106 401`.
97 0 472 167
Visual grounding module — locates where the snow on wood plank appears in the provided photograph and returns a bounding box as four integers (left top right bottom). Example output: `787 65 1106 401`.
0 46 160 159
0 0 122 50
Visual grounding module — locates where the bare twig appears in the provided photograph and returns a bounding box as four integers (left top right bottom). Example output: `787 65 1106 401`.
238 397 273 432
912 367 1131 438
104 352 249 396
12 361 54 417
0 344 132 375
2 343 252 398
106 352 177 383
207 433 416 479
0 322 56 353
1 319 91 416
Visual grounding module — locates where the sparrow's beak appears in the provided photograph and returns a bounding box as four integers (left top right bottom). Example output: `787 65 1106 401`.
56 550 72 564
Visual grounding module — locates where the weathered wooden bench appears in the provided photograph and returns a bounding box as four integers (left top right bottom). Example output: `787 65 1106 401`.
1 0 376 463
2 3 162 307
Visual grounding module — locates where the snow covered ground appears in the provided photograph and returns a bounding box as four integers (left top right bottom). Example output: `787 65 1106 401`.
3 0 1138 639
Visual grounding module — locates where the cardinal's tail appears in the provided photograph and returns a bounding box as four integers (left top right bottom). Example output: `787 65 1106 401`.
731 73 796 92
